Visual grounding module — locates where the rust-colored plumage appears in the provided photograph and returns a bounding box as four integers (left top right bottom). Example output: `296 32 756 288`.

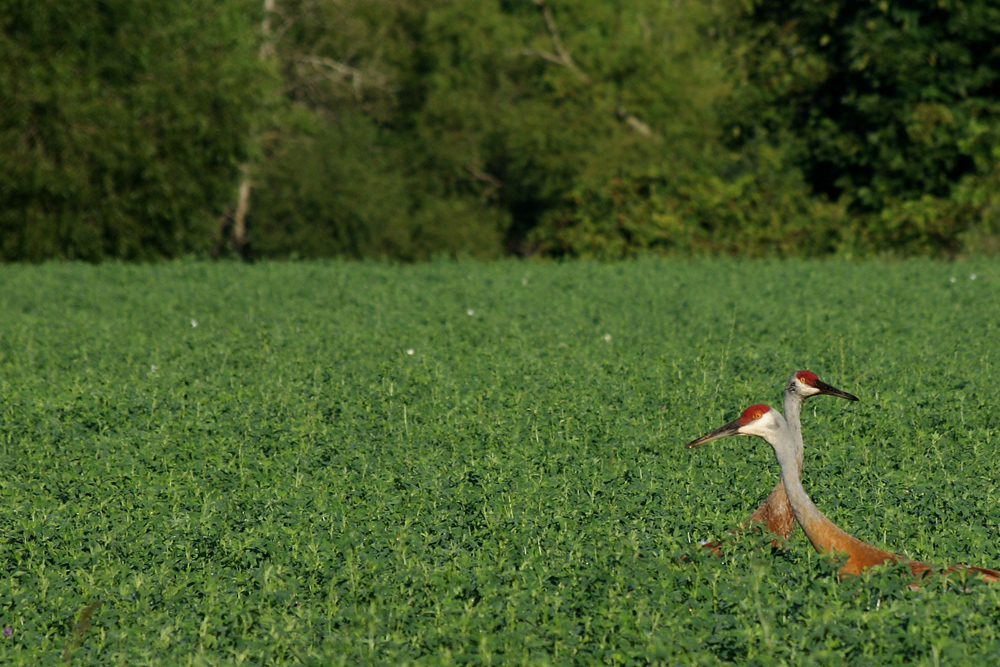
747 481 797 539
686 404 1000 584
791 483 999 582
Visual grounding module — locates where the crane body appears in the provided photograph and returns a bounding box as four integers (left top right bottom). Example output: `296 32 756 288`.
686 404 999 583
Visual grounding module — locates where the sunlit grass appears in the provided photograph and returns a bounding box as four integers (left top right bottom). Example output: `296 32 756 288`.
0 258 997 665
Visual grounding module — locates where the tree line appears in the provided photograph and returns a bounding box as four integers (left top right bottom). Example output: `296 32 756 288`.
3 0 999 262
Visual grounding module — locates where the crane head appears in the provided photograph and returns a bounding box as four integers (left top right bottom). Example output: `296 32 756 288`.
789 370 858 402
684 404 778 449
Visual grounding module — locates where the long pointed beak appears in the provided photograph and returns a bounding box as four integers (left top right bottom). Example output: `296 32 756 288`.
684 418 744 449
814 379 858 402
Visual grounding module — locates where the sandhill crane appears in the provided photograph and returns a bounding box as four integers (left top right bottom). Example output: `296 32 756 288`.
701 371 857 552
686 404 1000 582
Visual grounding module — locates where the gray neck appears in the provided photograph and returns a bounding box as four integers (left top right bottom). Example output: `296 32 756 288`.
766 410 828 534
782 384 805 473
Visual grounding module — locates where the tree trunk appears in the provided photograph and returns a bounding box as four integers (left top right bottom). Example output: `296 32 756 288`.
217 0 274 261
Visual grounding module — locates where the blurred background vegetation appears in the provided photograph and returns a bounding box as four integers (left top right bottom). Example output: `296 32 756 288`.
3 0 1000 261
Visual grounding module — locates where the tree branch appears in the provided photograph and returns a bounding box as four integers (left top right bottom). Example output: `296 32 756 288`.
462 163 503 190
518 3 654 138
295 54 389 99
527 0 589 83
616 107 652 137
260 0 276 59
517 48 567 67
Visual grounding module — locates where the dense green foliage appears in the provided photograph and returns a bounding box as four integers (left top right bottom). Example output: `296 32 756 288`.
252 0 845 260
1 259 998 664
728 0 1000 254
0 0 266 260
3 1 1000 260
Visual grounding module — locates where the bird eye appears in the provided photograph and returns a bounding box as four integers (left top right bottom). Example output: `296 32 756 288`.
753 411 762 420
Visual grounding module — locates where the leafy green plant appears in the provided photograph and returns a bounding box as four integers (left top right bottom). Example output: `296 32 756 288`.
0 259 998 664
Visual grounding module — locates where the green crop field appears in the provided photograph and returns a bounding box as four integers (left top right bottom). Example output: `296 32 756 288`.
1 259 998 665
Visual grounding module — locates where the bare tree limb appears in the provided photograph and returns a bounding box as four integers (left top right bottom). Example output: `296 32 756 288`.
526 0 589 83
517 48 566 67
260 0 276 59
295 54 390 100
233 163 252 250
462 163 503 190
218 0 274 261
616 107 652 137
518 2 654 139
298 54 364 80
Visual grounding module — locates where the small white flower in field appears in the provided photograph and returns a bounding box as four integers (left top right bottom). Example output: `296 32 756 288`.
521 276 529 286
466 309 475 316
949 276 957 283
150 365 159 373
603 333 612 342
970 273 977 280
190 319 198 328
406 349 414 356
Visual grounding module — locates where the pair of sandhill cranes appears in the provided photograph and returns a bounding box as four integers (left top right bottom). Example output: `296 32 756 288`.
685 371 1000 583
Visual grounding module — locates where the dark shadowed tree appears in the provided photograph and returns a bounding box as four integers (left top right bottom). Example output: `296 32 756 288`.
0 0 268 261
726 0 1000 254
